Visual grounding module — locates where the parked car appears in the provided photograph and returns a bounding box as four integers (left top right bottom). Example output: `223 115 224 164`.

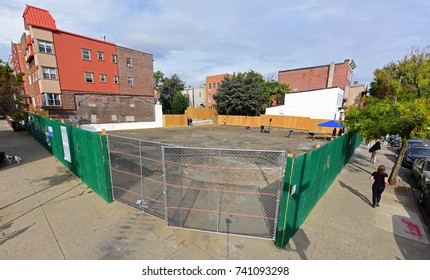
411 158 430 217
402 146 430 168
389 134 401 147
407 139 425 148
419 184 430 215
411 157 430 189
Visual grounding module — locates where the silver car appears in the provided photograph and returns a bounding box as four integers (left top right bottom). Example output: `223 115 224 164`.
411 157 430 189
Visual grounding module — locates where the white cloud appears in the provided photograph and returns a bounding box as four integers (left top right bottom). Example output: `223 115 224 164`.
1 0 429 87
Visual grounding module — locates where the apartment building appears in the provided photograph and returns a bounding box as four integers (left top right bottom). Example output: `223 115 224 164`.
182 86 206 108
205 74 231 108
278 59 356 103
10 5 155 124
345 81 368 108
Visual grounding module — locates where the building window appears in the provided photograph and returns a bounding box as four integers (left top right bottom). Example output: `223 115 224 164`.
43 93 61 106
208 84 211 89
112 54 117 63
38 40 53 54
126 57 132 67
42 67 57 79
100 74 107 83
82 49 91 61
98 51 104 61
114 76 119 84
128 77 133 86
84 72 94 83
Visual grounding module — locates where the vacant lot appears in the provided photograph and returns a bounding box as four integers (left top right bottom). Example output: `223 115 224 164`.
108 124 333 155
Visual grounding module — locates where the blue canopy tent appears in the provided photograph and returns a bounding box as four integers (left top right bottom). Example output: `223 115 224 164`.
317 120 345 128
309 120 345 140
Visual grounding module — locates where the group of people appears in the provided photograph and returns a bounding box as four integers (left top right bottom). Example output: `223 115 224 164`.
331 128 344 138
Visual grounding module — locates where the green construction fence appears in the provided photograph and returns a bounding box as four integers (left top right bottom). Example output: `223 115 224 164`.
276 132 362 249
24 113 112 203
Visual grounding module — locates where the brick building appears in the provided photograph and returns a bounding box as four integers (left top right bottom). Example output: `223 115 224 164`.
278 59 356 103
205 74 231 108
345 81 368 108
10 5 155 124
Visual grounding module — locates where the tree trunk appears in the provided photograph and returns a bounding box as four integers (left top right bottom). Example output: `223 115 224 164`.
388 143 407 185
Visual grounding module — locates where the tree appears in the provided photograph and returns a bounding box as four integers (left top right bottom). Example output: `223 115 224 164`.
0 60 26 117
262 79 291 106
213 70 266 116
171 92 189 114
153 70 164 90
345 46 430 185
158 74 185 114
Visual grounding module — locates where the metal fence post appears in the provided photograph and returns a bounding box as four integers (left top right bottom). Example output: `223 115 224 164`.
162 146 169 225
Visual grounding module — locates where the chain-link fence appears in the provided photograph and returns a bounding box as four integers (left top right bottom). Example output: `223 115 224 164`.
163 147 285 240
107 135 285 240
107 135 174 219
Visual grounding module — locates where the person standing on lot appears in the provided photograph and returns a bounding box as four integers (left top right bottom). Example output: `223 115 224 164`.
369 165 389 207
332 128 337 138
369 141 381 163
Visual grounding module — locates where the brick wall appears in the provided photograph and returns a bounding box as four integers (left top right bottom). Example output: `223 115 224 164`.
278 60 353 96
46 91 155 124
116 46 154 97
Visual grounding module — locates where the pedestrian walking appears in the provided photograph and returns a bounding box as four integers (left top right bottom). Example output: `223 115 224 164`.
369 141 381 163
369 165 389 207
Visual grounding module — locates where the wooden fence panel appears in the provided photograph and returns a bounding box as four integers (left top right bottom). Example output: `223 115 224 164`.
163 115 188 127
217 115 336 134
186 108 218 119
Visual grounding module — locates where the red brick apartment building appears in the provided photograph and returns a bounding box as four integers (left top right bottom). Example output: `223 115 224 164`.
10 5 155 124
205 74 231 108
278 59 356 103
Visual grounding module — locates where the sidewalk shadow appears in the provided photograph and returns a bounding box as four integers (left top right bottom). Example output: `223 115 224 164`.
0 129 51 169
339 180 373 207
0 168 77 211
284 228 310 260
0 221 34 246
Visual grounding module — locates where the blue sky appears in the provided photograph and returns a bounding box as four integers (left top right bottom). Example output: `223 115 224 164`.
0 0 429 87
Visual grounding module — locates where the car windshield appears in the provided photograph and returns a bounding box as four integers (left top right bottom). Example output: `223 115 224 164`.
410 147 430 156
409 140 424 146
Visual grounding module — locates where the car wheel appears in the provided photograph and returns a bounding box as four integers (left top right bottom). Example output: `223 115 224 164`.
418 192 424 206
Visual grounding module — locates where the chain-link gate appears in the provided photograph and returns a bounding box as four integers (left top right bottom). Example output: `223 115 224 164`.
162 147 285 240
107 135 173 219
107 135 285 240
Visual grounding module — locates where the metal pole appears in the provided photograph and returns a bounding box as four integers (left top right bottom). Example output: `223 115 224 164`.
192 87 195 108
216 148 221 232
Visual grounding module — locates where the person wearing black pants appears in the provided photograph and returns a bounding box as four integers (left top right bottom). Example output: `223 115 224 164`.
369 165 389 207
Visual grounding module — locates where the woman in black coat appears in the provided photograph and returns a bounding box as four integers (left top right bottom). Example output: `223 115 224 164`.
369 141 381 163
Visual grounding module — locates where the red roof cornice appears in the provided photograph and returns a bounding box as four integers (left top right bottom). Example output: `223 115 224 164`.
23 5 57 31
57 29 116 46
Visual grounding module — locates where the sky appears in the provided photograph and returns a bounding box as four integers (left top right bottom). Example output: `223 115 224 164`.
0 0 429 87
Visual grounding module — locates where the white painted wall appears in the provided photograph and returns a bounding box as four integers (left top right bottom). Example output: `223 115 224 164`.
265 87 344 120
81 104 163 132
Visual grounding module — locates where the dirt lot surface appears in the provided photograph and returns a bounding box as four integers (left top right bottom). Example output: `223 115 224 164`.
108 124 334 155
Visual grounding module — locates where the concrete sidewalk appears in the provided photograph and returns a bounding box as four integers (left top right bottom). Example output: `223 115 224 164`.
1 119 429 260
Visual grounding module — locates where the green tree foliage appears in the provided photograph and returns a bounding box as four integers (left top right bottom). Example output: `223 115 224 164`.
213 70 266 116
158 74 185 114
345 46 430 184
153 70 164 90
262 79 291 106
171 92 189 114
0 60 25 116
